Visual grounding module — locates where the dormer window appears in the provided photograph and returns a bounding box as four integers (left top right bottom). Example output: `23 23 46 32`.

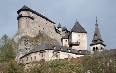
53 46 56 50
68 49 70 52
60 48 63 50
78 50 81 53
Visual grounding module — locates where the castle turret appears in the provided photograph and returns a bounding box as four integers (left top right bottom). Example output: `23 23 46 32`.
17 5 34 30
90 17 106 53
57 23 62 34
69 21 87 50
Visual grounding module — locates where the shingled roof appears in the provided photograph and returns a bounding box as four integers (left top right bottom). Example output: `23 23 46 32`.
71 21 87 33
20 44 89 59
90 18 106 46
17 5 55 24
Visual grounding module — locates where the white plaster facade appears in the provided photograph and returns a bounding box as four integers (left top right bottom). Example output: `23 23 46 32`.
20 50 85 64
91 44 105 54
71 32 87 50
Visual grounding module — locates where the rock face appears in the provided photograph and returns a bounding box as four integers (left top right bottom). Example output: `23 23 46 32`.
15 32 59 61
13 6 64 61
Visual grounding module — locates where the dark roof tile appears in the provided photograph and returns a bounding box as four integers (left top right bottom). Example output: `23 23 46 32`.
17 5 55 24
71 21 87 33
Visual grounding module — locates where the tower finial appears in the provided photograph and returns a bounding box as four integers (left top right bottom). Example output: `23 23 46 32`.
76 19 79 24
96 16 97 24
95 17 98 26
76 19 78 21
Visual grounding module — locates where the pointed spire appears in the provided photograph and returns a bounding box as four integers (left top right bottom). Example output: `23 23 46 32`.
95 16 98 26
57 23 61 28
76 19 79 24
96 17 97 24
62 27 67 31
90 17 106 46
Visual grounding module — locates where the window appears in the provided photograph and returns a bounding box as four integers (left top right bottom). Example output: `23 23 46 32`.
101 47 103 50
78 50 81 53
60 48 63 50
65 40 67 42
68 49 70 52
31 57 32 60
96 47 98 50
53 46 56 49
53 52 59 58
42 53 44 57
93 47 95 51
34 56 36 59
43 28 44 30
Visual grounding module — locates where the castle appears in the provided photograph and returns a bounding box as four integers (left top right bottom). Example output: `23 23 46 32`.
13 5 106 64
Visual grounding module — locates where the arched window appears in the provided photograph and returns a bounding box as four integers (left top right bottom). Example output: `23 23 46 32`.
93 47 95 51
96 47 98 50
101 47 103 50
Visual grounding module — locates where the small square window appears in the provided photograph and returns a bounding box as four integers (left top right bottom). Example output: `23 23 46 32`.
31 57 32 60
34 56 36 59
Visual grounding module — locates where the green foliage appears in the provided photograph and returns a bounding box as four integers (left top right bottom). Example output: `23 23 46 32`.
82 51 116 73
0 34 10 48
0 42 16 63
0 34 16 63
2 60 24 73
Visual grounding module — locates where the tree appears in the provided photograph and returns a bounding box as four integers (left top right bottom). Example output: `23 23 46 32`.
0 34 16 63
82 51 116 73
2 60 24 73
0 42 16 63
0 34 10 48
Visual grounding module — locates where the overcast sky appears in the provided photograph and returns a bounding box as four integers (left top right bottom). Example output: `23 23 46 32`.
0 0 116 49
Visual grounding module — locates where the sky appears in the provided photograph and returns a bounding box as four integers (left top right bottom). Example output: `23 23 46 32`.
0 0 116 49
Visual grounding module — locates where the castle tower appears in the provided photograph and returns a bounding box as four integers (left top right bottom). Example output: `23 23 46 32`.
61 32 70 47
69 21 87 50
57 23 62 34
90 17 106 53
17 5 34 30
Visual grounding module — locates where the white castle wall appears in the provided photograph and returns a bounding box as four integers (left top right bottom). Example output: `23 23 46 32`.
91 44 105 54
20 50 85 64
71 32 87 50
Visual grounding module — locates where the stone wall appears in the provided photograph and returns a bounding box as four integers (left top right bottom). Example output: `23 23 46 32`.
14 10 62 44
